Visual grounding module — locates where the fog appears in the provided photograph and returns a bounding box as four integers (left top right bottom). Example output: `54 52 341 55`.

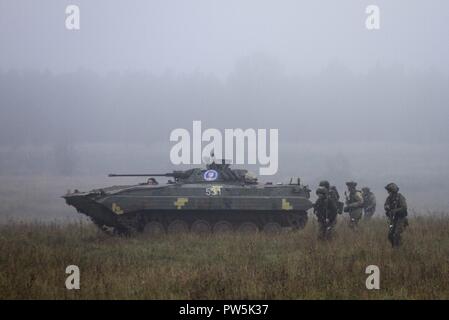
2 0 449 75
0 1 448 219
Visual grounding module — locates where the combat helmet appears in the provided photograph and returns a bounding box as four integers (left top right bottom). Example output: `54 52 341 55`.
346 181 357 188
319 180 330 189
316 186 328 196
385 183 399 193
362 187 370 192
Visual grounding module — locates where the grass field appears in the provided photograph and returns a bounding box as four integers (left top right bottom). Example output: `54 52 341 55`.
1 215 448 299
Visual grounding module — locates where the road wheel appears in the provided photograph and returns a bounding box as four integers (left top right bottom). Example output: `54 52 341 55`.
288 212 308 230
213 221 233 234
263 222 282 234
167 220 189 234
143 221 165 236
191 220 211 235
238 222 259 234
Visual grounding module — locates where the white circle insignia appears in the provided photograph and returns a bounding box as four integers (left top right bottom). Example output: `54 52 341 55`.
203 170 218 181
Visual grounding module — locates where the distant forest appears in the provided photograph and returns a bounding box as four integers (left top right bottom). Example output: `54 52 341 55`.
0 58 448 180
1 58 448 147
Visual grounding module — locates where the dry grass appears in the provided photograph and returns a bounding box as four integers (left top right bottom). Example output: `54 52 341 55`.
1 215 448 300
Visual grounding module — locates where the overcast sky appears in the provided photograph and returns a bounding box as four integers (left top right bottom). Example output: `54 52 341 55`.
1 0 448 76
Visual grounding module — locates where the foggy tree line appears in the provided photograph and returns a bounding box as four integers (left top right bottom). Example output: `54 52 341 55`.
0 56 448 175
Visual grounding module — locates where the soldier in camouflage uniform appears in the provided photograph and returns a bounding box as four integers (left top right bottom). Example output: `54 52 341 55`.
361 187 376 219
384 183 408 247
344 181 364 229
313 186 338 240
319 181 343 215
330 185 344 215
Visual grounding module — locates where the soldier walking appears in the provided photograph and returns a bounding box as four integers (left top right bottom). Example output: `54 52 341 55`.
314 187 338 240
330 185 344 215
384 183 408 247
319 181 344 215
343 181 364 229
362 187 376 219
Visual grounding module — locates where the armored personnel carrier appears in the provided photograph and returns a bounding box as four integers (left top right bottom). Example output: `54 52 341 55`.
63 161 313 235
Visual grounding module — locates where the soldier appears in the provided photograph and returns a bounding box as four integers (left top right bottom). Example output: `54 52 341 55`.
362 187 376 219
330 185 344 215
313 187 338 240
319 181 343 216
384 183 408 247
344 181 364 229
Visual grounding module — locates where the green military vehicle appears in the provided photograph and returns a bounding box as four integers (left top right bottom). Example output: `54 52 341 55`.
63 161 313 235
